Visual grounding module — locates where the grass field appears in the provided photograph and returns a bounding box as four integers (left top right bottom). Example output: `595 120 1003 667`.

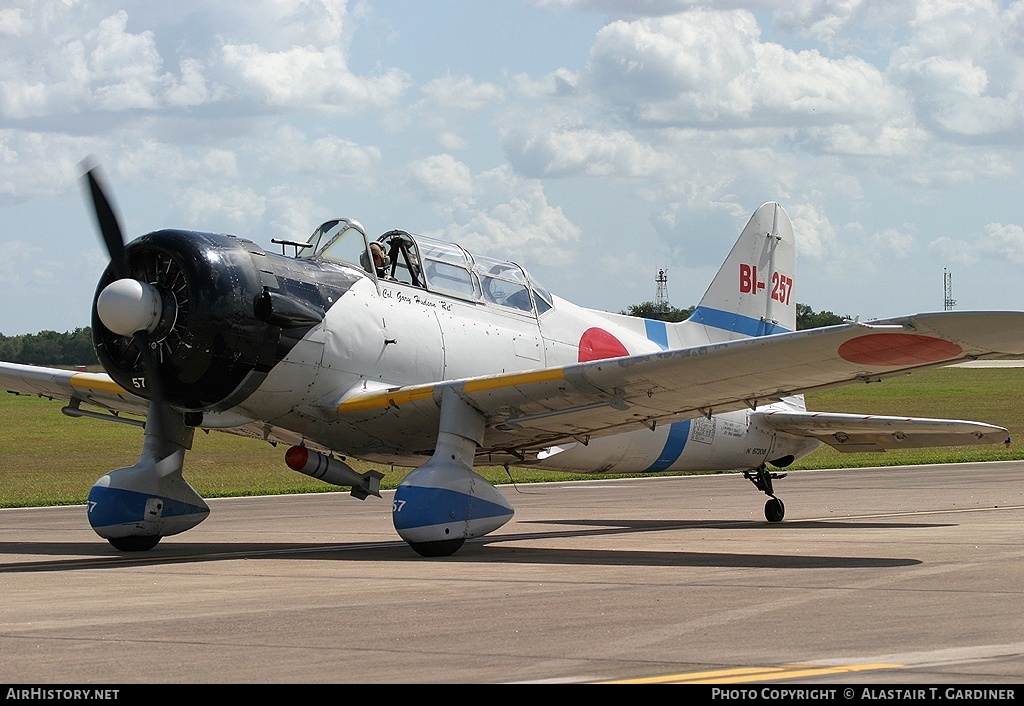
2 365 1022 508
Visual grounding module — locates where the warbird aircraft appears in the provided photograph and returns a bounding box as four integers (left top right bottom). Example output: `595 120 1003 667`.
2 165 1023 557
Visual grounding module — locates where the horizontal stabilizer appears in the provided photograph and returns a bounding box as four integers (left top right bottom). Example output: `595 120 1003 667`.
755 410 1008 453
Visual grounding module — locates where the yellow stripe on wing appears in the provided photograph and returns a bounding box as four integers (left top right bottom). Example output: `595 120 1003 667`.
463 368 565 392
336 368 567 413
337 384 438 412
70 373 128 395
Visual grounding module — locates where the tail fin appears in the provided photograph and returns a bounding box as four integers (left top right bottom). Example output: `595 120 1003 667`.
687 202 796 342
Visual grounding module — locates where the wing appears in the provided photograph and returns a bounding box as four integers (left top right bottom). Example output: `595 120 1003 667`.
0 361 149 419
0 361 302 447
753 410 1008 453
335 311 1024 456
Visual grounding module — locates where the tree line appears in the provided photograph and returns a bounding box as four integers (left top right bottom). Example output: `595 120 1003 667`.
620 302 848 329
0 328 98 367
3 304 846 366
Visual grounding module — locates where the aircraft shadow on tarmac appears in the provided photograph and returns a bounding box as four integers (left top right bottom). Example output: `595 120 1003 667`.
0 517 942 572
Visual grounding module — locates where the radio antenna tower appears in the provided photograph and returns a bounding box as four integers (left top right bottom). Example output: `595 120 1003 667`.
944 268 956 311
655 268 669 313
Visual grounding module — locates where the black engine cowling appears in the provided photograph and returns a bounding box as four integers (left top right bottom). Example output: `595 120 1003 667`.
91 229 355 412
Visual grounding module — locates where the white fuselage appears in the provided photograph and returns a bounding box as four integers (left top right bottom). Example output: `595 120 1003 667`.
229 274 821 474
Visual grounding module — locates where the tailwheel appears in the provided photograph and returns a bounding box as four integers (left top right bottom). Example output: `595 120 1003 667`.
108 535 162 552
409 538 465 558
744 465 788 523
764 497 785 523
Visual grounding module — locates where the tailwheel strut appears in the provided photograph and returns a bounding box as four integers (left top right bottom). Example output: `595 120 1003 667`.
743 465 787 523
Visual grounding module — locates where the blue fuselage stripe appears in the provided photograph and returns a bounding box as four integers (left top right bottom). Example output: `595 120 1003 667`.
689 306 792 337
644 420 691 472
640 318 686 472
637 306 789 473
644 319 669 350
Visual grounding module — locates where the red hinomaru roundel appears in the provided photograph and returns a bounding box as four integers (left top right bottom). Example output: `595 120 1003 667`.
838 334 963 366
578 327 630 362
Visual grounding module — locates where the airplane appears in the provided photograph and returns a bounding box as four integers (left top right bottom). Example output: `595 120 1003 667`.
2 164 1023 558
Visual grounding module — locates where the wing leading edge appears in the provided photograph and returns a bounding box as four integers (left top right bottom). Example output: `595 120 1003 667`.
0 361 300 447
0 361 148 418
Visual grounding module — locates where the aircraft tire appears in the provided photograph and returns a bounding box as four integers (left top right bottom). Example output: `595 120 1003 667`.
764 497 785 523
408 538 465 557
107 535 162 552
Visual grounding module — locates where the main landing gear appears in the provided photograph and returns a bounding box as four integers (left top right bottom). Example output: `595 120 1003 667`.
108 535 162 552
392 387 514 557
744 465 787 523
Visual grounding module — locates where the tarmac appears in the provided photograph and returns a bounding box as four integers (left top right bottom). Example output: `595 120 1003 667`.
1 461 1022 685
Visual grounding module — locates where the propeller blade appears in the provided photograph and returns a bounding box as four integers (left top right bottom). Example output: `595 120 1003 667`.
84 165 130 280
81 160 166 408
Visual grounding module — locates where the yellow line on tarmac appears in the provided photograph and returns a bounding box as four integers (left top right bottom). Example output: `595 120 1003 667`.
601 662 902 684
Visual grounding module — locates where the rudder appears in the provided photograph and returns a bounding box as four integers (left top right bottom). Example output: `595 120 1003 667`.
687 202 796 342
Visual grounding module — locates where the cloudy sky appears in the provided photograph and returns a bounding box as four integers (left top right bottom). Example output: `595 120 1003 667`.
1 0 1022 336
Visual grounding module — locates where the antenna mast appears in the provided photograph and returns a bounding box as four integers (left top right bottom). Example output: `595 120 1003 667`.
944 268 956 311
655 268 669 313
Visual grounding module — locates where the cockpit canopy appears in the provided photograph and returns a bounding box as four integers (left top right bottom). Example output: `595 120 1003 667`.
297 219 553 316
